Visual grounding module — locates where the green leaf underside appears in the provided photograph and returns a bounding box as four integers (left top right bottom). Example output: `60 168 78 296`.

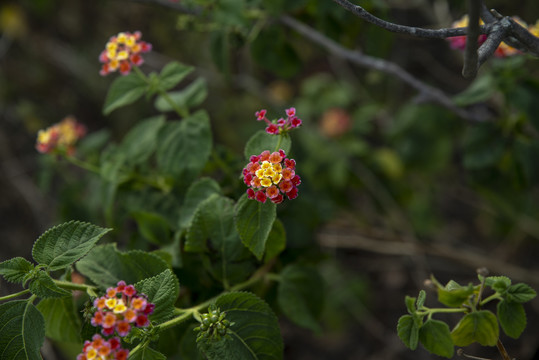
418 319 454 358
244 131 291 160
416 290 426 309
158 61 194 91
156 110 212 182
277 265 324 333
118 116 166 165
397 315 419 350
103 73 147 115
179 178 221 230
36 297 81 343
451 310 499 347
76 243 169 288
497 300 527 338
135 269 180 324
199 292 283 360
235 194 276 260
0 300 45 360
154 78 208 112
0 257 34 284
405 296 416 314
28 272 70 298
32 221 111 271
437 282 474 308
129 346 167 360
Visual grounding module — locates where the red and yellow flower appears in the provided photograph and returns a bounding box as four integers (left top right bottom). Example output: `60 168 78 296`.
35 116 86 155
99 31 152 76
243 150 301 204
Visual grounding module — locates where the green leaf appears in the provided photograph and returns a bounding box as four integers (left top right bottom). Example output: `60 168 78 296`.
76 243 169 288
484 276 511 293
506 283 537 303
186 195 253 284
158 61 194 91
135 269 180 324
179 178 221 230
244 131 291 160
397 315 419 350
28 272 70 298
0 257 34 284
117 116 166 165
199 292 283 360
418 319 454 358
277 264 324 333
437 282 474 308
497 300 527 339
32 221 112 271
451 310 499 346
263 219 286 262
132 211 171 245
129 346 167 360
103 73 148 115
235 193 276 260
0 300 45 360
36 297 81 343
154 78 208 112
156 110 212 183
452 74 496 106
405 296 416 314
416 290 426 309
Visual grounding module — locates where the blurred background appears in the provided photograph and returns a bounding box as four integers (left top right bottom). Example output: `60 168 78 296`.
1 0 539 359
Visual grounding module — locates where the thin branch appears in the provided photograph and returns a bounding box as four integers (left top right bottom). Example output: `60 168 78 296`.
462 0 480 78
279 15 487 123
332 0 486 38
478 19 510 65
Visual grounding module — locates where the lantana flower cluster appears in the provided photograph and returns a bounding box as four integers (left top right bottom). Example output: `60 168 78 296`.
256 107 302 135
77 334 129 360
99 31 152 76
35 116 87 155
243 149 301 204
90 281 154 337
448 15 536 57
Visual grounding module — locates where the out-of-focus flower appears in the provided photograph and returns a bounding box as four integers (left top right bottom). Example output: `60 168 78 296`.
35 116 86 155
77 334 129 360
90 281 154 337
447 15 487 51
242 150 301 204
99 31 152 76
256 107 302 135
447 15 528 58
319 108 351 138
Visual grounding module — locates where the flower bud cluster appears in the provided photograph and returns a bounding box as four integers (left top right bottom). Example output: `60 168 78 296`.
90 281 154 337
77 334 129 360
256 107 302 135
35 116 86 155
99 31 152 76
194 306 234 341
243 149 301 204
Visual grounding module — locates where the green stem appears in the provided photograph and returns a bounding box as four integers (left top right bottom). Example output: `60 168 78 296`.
273 134 284 153
54 279 97 292
64 156 100 174
0 289 30 302
480 293 502 306
416 307 468 317
132 66 189 119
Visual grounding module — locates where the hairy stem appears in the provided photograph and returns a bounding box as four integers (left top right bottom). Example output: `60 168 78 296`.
0 289 31 302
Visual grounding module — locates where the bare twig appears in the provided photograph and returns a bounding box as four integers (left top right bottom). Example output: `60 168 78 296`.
317 230 539 284
279 15 487 123
462 0 480 78
332 0 486 38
